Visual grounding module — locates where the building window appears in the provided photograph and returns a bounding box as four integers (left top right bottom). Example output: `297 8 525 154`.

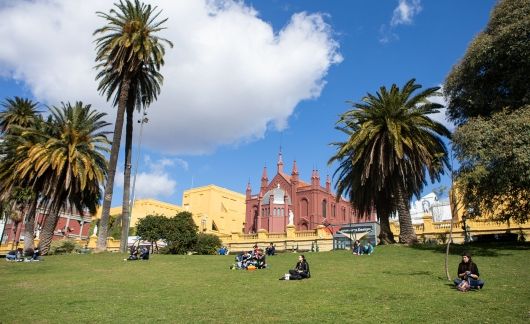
322 200 327 218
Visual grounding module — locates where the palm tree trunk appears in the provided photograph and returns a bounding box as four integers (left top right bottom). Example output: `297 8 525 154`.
120 100 135 252
396 184 417 244
23 198 38 252
375 196 395 244
97 78 131 252
38 204 62 255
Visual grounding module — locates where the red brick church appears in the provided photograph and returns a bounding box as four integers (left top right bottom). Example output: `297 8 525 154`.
245 151 376 233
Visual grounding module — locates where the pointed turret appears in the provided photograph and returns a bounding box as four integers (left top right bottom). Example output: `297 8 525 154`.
326 174 331 192
246 180 252 199
277 148 284 174
312 168 320 187
261 166 268 192
291 160 299 182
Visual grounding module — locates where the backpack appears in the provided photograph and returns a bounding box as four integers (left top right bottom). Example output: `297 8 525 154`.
457 279 470 292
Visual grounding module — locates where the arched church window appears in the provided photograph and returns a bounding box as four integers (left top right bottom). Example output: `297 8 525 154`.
322 200 327 218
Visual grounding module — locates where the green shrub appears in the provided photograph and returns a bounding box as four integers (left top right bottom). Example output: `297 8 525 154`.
48 239 82 255
194 233 222 255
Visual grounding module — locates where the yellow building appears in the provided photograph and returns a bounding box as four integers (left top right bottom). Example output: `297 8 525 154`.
182 184 246 235
95 198 183 226
93 185 245 236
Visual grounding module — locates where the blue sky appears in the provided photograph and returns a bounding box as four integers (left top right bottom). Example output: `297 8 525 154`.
0 0 496 206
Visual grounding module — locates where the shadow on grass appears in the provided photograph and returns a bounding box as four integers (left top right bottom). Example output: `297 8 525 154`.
410 241 530 257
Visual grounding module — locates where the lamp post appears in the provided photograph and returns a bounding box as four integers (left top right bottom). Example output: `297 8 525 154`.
123 107 148 250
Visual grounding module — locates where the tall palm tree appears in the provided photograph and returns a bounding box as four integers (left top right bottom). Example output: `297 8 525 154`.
94 0 172 252
14 102 110 254
329 79 451 244
0 97 41 251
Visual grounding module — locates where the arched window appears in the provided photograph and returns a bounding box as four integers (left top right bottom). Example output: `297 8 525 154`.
322 200 327 218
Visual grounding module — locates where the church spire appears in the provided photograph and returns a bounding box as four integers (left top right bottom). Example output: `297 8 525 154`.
261 165 268 192
326 174 331 192
277 147 284 174
246 180 252 198
291 160 298 175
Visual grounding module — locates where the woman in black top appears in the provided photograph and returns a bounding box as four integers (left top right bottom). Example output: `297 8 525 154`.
289 255 310 279
454 251 484 289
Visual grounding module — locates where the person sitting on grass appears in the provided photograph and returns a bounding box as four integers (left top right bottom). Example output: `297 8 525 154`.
127 246 139 261
362 242 374 255
285 255 310 280
5 250 17 261
352 240 362 255
140 247 150 260
32 247 41 261
265 243 276 256
454 251 485 290
255 249 267 269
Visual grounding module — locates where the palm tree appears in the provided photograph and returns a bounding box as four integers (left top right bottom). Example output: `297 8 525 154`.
330 79 451 244
93 0 172 252
0 97 41 251
0 97 40 133
14 102 110 254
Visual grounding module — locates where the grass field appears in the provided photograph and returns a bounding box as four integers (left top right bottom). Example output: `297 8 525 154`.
1 243 529 323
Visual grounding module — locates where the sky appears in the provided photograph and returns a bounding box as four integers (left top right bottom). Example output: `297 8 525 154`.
0 0 497 207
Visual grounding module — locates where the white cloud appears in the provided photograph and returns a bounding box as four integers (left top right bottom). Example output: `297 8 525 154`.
391 0 422 27
379 0 422 44
115 156 178 200
0 0 342 155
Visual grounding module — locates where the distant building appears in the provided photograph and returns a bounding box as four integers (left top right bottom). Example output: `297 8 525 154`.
92 186 245 237
98 198 184 227
182 184 246 235
1 207 92 245
245 151 376 234
391 192 452 224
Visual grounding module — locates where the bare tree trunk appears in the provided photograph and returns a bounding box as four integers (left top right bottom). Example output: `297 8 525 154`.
445 187 459 280
396 184 417 244
97 78 131 252
120 99 135 253
23 198 38 252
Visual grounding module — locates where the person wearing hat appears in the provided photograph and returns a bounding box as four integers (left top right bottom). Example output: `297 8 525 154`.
454 251 485 289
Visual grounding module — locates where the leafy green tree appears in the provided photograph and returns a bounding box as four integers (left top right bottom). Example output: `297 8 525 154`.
444 0 530 124
162 212 198 254
136 214 167 249
14 102 110 254
93 0 173 252
453 106 530 223
194 233 223 255
330 79 451 244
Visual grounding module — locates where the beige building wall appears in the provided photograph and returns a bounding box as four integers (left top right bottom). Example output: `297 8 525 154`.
182 185 246 235
95 199 183 226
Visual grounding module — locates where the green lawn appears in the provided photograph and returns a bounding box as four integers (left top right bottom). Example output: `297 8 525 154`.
1 243 529 323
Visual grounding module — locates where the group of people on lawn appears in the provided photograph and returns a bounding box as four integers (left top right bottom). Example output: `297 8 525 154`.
5 247 41 262
226 240 485 290
232 245 267 269
352 240 374 255
126 245 150 261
